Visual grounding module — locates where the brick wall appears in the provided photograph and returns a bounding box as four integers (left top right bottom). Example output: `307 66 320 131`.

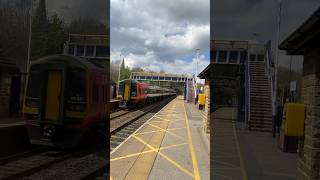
203 79 210 133
0 73 11 117
298 48 320 180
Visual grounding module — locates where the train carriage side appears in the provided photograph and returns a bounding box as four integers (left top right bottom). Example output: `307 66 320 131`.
23 54 107 148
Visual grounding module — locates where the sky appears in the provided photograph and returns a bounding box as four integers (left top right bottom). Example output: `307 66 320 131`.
110 0 210 75
211 0 320 73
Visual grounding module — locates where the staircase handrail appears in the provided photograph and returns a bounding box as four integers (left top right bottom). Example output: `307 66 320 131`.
264 41 275 116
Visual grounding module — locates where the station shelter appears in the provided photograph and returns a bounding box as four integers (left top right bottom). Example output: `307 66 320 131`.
198 64 211 133
0 52 21 118
279 7 320 180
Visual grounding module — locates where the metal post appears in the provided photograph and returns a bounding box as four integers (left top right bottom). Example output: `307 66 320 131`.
274 0 282 113
27 0 33 74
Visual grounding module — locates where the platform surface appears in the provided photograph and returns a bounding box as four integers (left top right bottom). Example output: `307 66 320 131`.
110 96 210 180
0 117 25 128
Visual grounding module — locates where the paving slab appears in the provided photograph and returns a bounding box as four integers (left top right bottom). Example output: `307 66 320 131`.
110 96 210 180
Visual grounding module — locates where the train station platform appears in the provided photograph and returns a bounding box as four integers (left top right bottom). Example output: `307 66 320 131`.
211 107 297 180
110 96 210 180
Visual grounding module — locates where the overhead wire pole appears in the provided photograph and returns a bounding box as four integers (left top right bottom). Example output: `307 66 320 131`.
117 53 122 96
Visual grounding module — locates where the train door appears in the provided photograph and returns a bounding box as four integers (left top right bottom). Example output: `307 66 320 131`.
45 71 62 121
124 83 130 101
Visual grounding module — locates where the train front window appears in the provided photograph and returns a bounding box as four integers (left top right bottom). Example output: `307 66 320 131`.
131 83 137 97
68 68 86 102
118 82 124 96
25 70 41 108
26 70 41 98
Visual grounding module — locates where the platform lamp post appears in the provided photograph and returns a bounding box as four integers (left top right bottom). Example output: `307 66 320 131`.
117 53 123 97
273 0 282 137
195 49 200 100
20 0 33 114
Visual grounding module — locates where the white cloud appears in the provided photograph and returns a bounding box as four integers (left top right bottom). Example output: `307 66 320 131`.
110 0 210 74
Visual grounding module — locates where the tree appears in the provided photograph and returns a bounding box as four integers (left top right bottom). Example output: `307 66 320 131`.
31 0 49 60
119 58 131 80
46 13 66 55
131 67 144 72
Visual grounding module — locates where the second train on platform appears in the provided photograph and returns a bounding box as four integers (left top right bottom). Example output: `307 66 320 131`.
117 79 176 109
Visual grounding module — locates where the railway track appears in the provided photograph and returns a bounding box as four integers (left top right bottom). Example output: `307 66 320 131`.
0 97 174 179
110 97 174 151
0 150 71 179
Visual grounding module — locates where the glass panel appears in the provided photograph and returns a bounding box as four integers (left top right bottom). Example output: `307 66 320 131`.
96 46 108 57
86 45 94 56
68 68 86 102
218 50 227 63
68 45 75 55
250 54 256 61
26 70 41 98
240 51 247 63
229 51 238 63
76 45 84 56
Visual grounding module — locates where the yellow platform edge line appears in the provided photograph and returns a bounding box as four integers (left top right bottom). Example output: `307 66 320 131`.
132 135 194 178
183 101 201 180
135 127 187 135
110 142 188 162
146 122 187 142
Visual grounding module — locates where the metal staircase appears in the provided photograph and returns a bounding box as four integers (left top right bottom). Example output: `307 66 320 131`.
246 41 274 132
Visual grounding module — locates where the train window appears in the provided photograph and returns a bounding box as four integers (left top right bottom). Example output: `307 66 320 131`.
172 77 177 81
76 45 84 56
229 51 238 63
96 46 109 57
86 45 94 57
118 82 124 96
67 68 86 102
26 70 41 98
146 76 151 80
218 50 227 63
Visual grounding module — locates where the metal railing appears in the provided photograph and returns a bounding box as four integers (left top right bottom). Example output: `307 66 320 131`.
264 41 275 117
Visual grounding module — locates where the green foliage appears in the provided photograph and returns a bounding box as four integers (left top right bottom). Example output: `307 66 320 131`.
67 18 107 35
131 67 145 72
46 14 66 55
120 66 131 80
31 0 66 60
